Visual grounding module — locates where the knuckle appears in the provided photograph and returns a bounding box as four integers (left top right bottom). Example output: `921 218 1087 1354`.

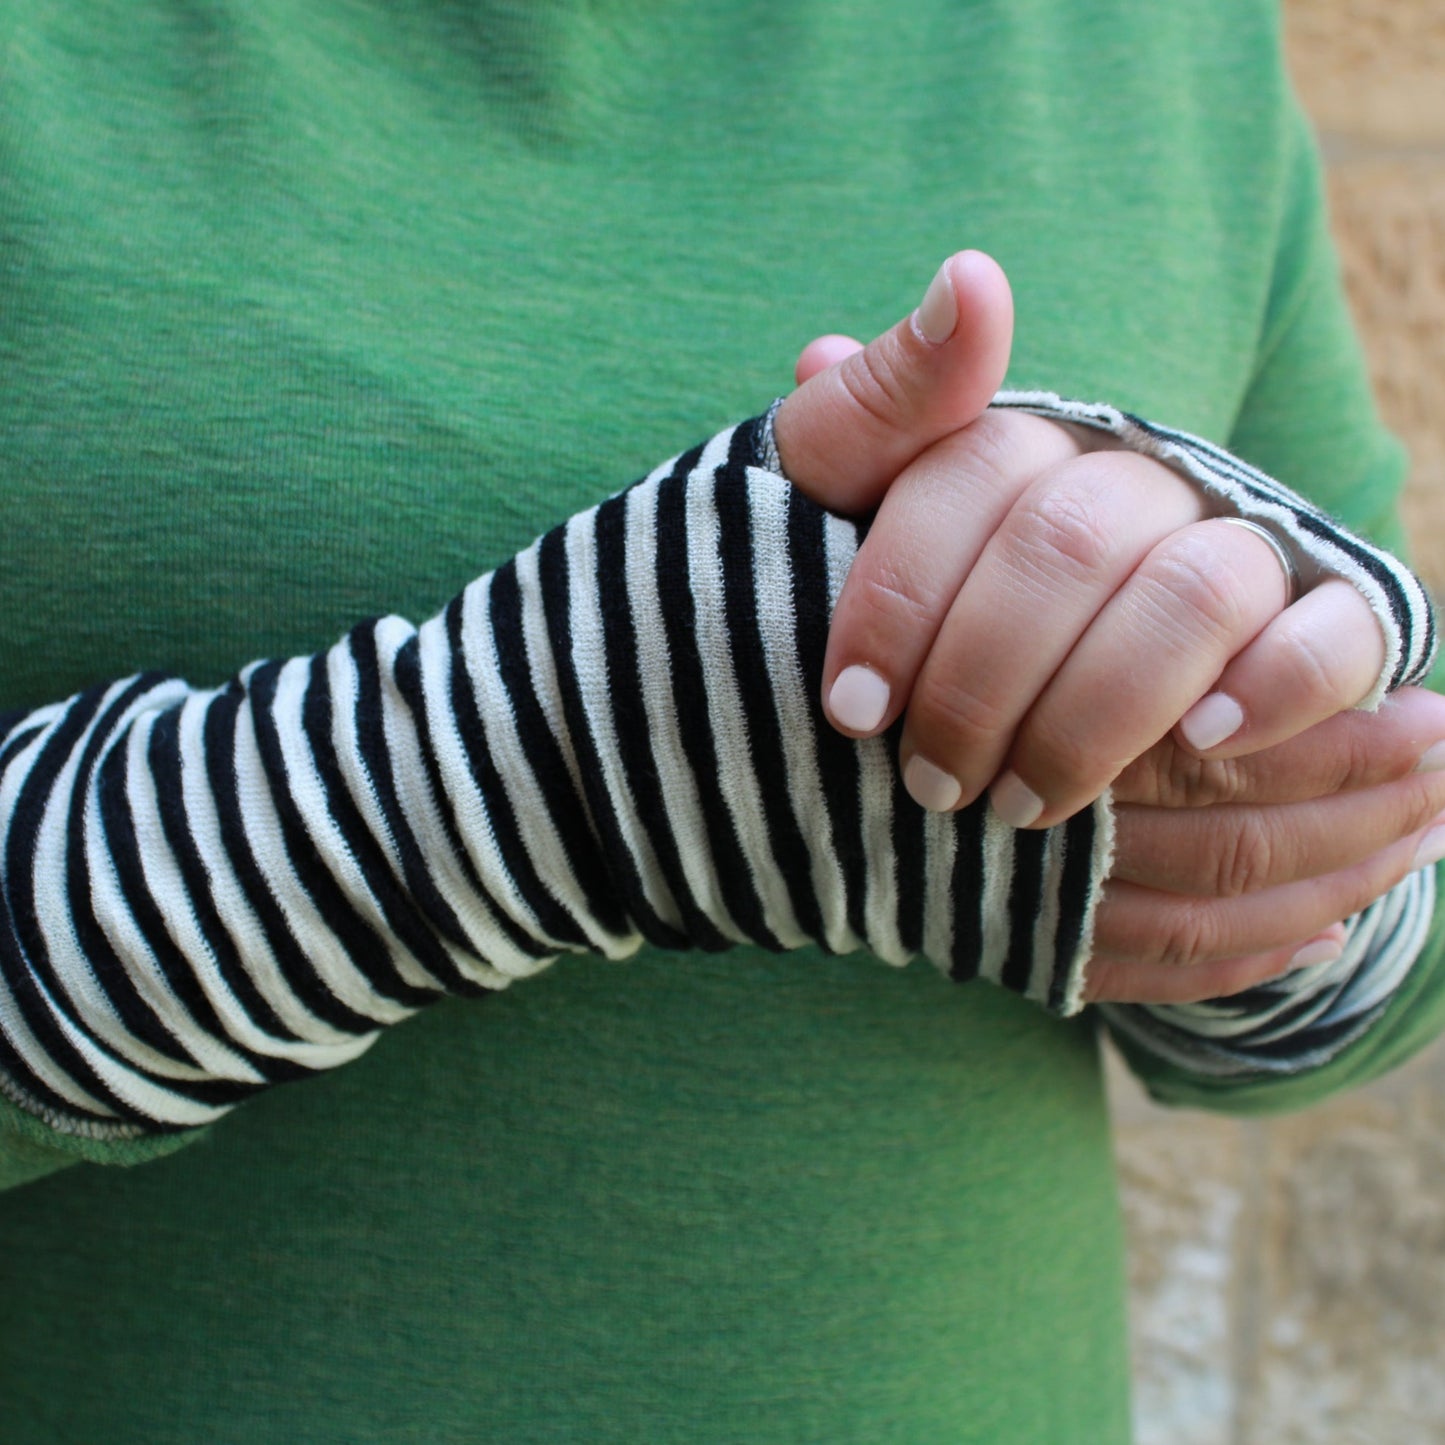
1152 902 1219 970
1210 814 1278 897
1403 774 1445 834
955 411 1027 486
849 558 937 634
1339 724 1382 791
1139 531 1254 642
1007 481 1116 582
1136 745 1253 807
924 412 1031 507
1267 623 1351 715
1189 757 1254 807
1020 711 1114 795
838 343 910 432
911 672 1015 749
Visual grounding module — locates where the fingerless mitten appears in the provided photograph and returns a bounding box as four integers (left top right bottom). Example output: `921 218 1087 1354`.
0 416 1110 1138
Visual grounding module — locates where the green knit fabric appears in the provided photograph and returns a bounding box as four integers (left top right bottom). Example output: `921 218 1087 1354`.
1 2 1438 1439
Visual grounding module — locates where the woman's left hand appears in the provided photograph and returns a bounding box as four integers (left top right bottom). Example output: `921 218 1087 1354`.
787 330 1386 832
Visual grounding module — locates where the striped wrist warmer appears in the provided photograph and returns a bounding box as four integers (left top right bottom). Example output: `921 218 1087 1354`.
1102 866 1437 1078
0 402 1435 1137
0 415 1107 1139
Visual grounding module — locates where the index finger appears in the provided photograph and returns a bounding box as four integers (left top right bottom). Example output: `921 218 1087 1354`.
820 412 1084 739
1112 684 1445 808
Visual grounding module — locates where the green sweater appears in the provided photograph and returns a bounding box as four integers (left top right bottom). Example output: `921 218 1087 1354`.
2 2 1440 1439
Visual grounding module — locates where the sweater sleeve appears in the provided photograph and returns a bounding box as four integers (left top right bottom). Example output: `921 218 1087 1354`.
0 415 1111 1174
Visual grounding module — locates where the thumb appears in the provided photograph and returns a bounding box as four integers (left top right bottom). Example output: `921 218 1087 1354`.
771 250 1014 514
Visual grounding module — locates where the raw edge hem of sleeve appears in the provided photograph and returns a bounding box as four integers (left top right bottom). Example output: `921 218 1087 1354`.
1113 864 1445 1117
0 1093 207 1187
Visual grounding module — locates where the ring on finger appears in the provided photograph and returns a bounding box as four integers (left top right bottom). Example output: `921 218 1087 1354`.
1218 516 1299 607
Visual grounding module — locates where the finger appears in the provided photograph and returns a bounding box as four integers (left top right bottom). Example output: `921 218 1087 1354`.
821 412 1083 736
1093 813 1445 967
893 451 1203 813
1111 763 1445 895
1113 684 1445 808
1083 925 1349 1006
771 250 1014 514
794 334 863 385
991 515 1292 827
1175 580 1386 757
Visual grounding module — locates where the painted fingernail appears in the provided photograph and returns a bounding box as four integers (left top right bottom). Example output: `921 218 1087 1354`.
990 770 1045 829
1288 938 1342 972
1413 822 1445 872
912 262 957 346
904 755 962 812
827 665 891 734
1179 692 1245 752
1416 741 1445 773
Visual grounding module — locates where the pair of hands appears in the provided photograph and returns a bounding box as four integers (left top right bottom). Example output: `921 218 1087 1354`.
769 252 1445 1005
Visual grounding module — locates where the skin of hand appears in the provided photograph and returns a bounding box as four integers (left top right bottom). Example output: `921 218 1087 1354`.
770 253 1431 1003
778 258 1387 831
1087 687 1445 1003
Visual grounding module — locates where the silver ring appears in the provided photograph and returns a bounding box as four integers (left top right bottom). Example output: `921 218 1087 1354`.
1219 516 1299 607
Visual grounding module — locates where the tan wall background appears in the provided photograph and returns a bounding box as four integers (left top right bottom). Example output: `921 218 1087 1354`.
1114 6 1445 1441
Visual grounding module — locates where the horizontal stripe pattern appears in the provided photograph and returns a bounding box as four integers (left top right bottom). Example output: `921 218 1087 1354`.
0 416 1110 1138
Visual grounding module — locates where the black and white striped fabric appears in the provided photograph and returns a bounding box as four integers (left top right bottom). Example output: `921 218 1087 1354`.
0 415 1109 1139
0 401 1435 1139
1103 867 1437 1076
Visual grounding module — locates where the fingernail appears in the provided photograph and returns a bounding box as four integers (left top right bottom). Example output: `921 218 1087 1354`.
1288 938 1343 972
990 770 1045 829
912 262 957 346
1414 822 1445 872
1179 692 1245 752
904 755 962 812
827 665 891 734
1416 741 1445 773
